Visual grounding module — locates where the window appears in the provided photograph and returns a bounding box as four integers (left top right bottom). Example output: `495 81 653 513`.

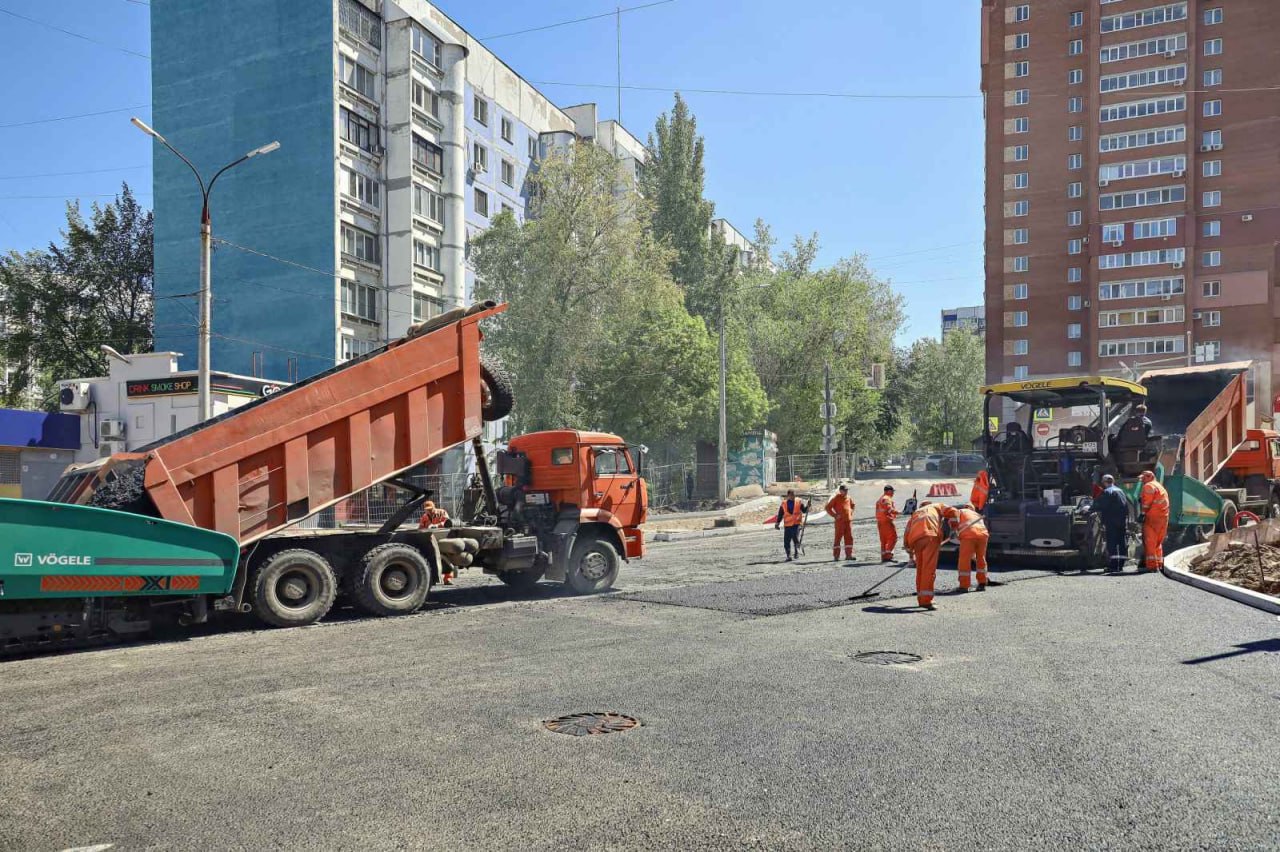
412 134 443 173
1204 99 1222 118
1068 323 1082 339
474 188 489 217
1203 160 1221 178
412 184 444 224
1099 124 1185 153
472 143 488 172
1100 64 1187 94
1203 250 1222 267
1014 5 1029 23
1014 89 1030 106
1204 8 1223 25
1012 228 1029 245
1202 129 1222 148
1014 172 1029 189
412 293 442 323
1098 337 1186 358
340 280 379 322
1068 97 1083 113
1013 283 1029 299
528 136 539 159
1068 351 1083 367
1013 366 1029 380
341 336 377 361
1069 39 1083 55
500 159 515 187
1069 239 1083 255
1014 200 1030 216
1069 69 1083 85
1199 341 1222 362
1068 153 1083 170
411 24 441 66
413 239 440 271
1203 310 1221 327
342 168 380 207
1068 295 1083 310
473 96 489 125
1099 306 1184 327
1012 311 1028 327
593 446 633 476
1204 38 1223 56
1204 69 1222 87
1070 10 1083 28
1013 145 1029 161
1014 61 1030 77
1097 248 1185 270
1098 276 1185 300
551 447 574 466
1203 220 1220 238
1099 95 1185 123
341 224 379 264
338 54 376 98
1069 125 1083 142
339 0 381 48
1098 155 1186 183
1102 223 1125 242
1014 256 1029 273
411 81 441 119
1014 339 1029 355
1099 184 1185 211
1014 33 1030 49
1068 210 1082 226
1068 182 1083 198
1100 33 1186 64
1133 217 1177 239
1203 190 1221 208
1101 3 1187 34
1068 267 1083 283
1013 117 1029 133
1202 280 1221 298
340 107 377 153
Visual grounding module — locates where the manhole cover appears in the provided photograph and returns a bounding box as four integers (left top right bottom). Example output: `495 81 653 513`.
543 712 640 736
853 651 922 666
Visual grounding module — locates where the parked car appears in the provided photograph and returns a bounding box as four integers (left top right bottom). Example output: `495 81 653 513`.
914 453 948 472
938 453 985 475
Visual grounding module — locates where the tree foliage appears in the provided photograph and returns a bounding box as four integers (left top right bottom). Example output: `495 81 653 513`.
895 330 987 451
0 185 153 409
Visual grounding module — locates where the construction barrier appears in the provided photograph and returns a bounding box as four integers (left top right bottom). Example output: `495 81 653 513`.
927 482 960 498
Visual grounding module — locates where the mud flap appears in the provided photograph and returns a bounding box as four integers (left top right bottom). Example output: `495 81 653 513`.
546 517 578 583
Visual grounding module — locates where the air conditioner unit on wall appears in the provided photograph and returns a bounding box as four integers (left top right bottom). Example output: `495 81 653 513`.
1099 179 1110 187
1173 79 1185 87
1200 145 1213 152
1242 213 1255 222
1164 50 1177 58
1173 170 1184 177
1110 240 1124 247
58 382 91 412
1172 262 1184 269
1211 143 1223 151
1193 311 1203 320
100 419 126 440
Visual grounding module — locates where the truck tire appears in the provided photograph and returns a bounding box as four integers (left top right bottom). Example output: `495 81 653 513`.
565 537 620 595
350 544 431 616
481 356 515 422
251 549 338 628
1217 499 1238 533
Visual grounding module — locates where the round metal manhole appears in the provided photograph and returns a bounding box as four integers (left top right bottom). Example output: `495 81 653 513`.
853 651 923 666
543 712 640 736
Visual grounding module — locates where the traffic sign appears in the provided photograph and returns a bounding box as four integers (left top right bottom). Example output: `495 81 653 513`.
1035 422 1052 438
942 431 954 448
821 403 838 419
822 424 837 438
988 416 1000 433
822 436 836 452
1033 407 1053 422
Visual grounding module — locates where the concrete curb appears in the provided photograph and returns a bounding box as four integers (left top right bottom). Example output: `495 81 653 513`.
1163 543 1280 615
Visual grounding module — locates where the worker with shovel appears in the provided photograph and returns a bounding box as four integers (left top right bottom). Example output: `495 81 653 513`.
943 503 989 591
824 483 856 561
904 500 947 610
1138 470 1170 572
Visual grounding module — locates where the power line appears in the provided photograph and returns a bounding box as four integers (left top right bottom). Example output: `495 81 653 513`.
531 80 982 100
0 165 148 181
478 0 675 41
0 7 149 59
0 192 152 200
0 105 149 130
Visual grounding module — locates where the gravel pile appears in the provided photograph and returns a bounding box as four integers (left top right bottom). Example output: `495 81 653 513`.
87 462 158 516
1189 542 1280 597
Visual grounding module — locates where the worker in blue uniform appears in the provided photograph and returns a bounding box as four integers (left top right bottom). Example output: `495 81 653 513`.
1091 473 1130 572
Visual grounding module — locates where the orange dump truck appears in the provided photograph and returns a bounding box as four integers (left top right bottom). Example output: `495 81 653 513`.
3 302 645 650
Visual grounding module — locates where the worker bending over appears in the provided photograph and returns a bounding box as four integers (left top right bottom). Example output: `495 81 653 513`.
904 501 947 610
1138 471 1169 572
970 469 991 511
942 503 989 591
875 485 899 562
825 483 856 561
772 489 809 562
419 501 454 583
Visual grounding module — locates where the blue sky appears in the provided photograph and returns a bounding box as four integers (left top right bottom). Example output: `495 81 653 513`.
0 0 983 342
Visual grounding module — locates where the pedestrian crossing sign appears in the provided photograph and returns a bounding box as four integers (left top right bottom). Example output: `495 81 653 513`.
1033 407 1053 422
988 416 999 433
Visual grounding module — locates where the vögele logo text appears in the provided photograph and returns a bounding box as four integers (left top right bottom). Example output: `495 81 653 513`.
16 553 92 567
14 553 32 567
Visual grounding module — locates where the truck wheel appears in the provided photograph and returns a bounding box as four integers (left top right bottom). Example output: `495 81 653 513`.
351 544 431 616
1217 500 1238 533
481 356 515 421
565 538 620 595
251 549 338 628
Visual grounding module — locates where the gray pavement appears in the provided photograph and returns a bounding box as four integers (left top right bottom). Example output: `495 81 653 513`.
1 525 1278 851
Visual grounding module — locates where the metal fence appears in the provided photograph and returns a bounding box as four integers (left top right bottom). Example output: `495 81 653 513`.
297 470 471 529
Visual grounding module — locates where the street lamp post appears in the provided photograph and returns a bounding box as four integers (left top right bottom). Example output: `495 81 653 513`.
132 117 280 422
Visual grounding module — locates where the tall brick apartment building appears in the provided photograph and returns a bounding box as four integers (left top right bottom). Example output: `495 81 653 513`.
981 0 1279 406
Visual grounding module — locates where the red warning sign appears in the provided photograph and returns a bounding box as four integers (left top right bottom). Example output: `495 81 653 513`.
1035 423 1052 438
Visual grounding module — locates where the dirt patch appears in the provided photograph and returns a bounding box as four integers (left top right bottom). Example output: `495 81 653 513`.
1188 543 1280 597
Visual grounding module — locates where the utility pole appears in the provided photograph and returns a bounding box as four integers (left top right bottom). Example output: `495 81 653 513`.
823 362 835 489
616 6 622 124
718 297 728 505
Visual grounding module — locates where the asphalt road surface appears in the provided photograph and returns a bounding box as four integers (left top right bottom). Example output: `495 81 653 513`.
2 522 1278 851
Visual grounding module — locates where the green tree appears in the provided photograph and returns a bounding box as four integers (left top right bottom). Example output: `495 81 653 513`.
0 185 153 409
897 330 986 451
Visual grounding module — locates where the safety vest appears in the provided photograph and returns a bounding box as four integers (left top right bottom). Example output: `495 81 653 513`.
944 506 988 540
780 499 806 527
905 504 944 547
971 470 990 510
875 495 898 522
825 492 854 522
1140 480 1170 517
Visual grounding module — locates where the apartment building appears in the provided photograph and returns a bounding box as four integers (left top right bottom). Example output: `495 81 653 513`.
152 0 643 382
981 0 1279 403
942 305 987 338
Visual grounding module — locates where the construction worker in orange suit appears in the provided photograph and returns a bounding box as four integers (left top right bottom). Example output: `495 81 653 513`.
904 501 947 610
1138 470 1170 572
772 489 809 562
970 469 991 512
824 483 856 561
875 485 899 562
943 503 990 591
419 501 453 583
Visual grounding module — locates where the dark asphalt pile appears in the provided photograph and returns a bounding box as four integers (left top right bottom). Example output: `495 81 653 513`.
1189 542 1280 596
87 462 156 515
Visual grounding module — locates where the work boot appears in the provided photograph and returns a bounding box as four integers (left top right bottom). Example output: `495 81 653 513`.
977 584 987 592
785 554 793 562
922 603 936 611
442 571 454 586
833 553 840 562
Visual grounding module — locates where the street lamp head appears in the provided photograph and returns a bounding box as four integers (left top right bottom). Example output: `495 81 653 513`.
130 116 166 143
246 140 281 158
